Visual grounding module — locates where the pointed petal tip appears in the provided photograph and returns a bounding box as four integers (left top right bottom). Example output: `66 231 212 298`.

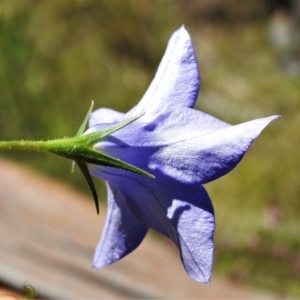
203 277 211 285
270 114 281 121
92 258 107 269
188 271 211 284
260 114 281 129
179 24 186 31
173 24 190 40
248 114 280 133
256 114 280 123
166 25 191 48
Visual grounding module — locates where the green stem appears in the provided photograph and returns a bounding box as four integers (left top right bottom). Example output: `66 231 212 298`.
0 139 52 152
0 137 87 153
0 138 88 158
0 137 154 178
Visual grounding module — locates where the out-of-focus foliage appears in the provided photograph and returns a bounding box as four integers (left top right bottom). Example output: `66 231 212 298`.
0 0 299 298
179 0 268 21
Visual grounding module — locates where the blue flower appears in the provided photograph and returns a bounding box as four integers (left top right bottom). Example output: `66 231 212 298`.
86 26 279 283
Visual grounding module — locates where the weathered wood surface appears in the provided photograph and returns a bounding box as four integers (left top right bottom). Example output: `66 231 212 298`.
0 158 275 299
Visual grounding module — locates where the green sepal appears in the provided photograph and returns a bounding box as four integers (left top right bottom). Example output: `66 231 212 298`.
82 112 145 145
50 144 154 178
76 100 94 137
40 110 153 177
72 101 95 172
76 160 99 214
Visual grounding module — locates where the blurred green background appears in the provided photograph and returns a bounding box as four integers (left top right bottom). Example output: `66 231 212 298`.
0 0 299 297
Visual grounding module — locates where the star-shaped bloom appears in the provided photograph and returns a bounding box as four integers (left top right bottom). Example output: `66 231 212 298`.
86 26 278 283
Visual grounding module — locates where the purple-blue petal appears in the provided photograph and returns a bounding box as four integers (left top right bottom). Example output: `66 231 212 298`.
127 26 200 119
92 110 279 185
89 108 124 128
93 182 148 268
167 192 214 284
90 167 215 283
149 115 279 184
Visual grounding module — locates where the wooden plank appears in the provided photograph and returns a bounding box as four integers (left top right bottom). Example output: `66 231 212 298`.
0 159 274 299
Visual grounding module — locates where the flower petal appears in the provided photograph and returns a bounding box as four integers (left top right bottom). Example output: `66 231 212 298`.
90 170 174 238
89 108 124 128
150 115 280 184
167 187 214 284
93 108 279 185
93 182 148 268
127 26 200 118
91 167 215 283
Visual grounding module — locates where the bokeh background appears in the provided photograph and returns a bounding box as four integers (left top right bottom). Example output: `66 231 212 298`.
0 0 299 297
